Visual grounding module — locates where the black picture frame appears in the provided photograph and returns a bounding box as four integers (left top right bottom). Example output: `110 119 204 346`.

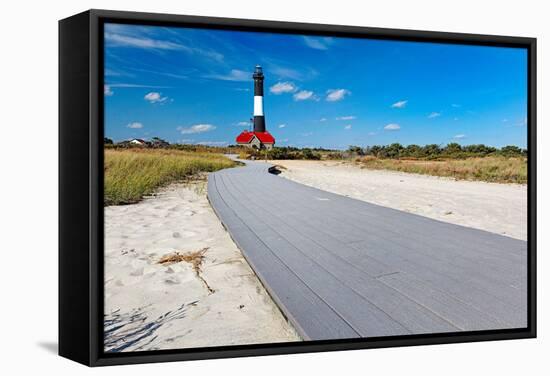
59 9 537 367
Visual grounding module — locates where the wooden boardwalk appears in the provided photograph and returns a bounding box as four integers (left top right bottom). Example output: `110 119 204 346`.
207 159 527 340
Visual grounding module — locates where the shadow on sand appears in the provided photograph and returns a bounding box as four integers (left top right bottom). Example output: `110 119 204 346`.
37 341 58 354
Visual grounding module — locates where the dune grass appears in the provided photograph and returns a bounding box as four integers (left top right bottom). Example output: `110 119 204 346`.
354 156 527 184
104 149 237 206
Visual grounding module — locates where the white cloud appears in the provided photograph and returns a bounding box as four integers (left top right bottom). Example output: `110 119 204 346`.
326 89 350 102
384 123 401 131
367 132 377 136
105 69 122 77
510 117 527 127
293 90 316 101
205 69 250 81
129 67 187 80
453 134 466 139
270 81 297 94
451 104 461 108
391 100 408 108
127 122 143 129
105 32 187 50
197 141 229 146
236 121 250 126
177 124 216 134
428 112 441 118
144 91 168 104
336 115 356 121
319 118 327 122
344 124 352 130
104 85 113 96
302 36 334 50
300 132 313 137
108 83 172 89
278 124 286 128
269 65 304 81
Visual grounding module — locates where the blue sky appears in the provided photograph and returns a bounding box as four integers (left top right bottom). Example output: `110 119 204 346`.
104 23 527 149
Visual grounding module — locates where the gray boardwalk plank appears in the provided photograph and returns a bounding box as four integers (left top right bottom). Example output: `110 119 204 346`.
207 159 527 340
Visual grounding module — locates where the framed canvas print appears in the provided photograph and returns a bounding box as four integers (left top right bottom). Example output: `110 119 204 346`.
59 9 536 366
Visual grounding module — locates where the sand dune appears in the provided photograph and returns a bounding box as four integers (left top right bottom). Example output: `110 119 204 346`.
275 160 527 241
104 179 299 352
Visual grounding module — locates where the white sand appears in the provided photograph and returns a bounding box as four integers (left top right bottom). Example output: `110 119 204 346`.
104 179 299 352
274 160 527 241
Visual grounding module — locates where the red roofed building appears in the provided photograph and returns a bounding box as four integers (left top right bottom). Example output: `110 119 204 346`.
236 130 275 150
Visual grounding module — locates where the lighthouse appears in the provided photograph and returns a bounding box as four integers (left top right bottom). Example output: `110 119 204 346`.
253 65 266 132
235 65 275 150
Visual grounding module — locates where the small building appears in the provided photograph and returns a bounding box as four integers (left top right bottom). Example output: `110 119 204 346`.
236 131 275 150
129 138 148 146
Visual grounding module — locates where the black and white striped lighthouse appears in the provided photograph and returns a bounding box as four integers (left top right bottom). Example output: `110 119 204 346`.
235 65 275 149
253 65 266 133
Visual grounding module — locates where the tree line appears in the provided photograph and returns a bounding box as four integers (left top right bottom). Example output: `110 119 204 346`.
347 143 526 159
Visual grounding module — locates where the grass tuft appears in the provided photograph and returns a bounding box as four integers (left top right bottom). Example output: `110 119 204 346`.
158 248 209 269
158 248 214 293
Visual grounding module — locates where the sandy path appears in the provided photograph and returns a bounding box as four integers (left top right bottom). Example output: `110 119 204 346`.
274 160 527 241
104 179 300 352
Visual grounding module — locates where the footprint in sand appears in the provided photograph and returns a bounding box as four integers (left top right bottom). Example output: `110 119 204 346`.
164 276 181 285
174 230 198 238
164 329 193 343
130 267 144 277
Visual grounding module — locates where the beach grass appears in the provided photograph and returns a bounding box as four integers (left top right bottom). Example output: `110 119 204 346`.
104 149 236 205
353 156 527 184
